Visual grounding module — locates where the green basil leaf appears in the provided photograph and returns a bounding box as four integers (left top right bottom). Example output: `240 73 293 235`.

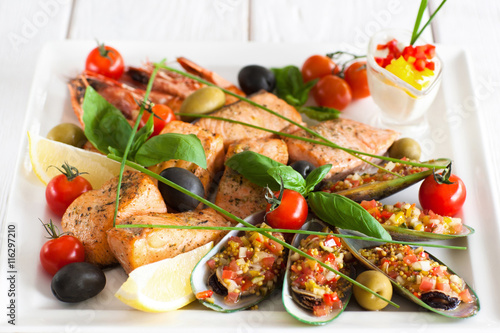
304 164 332 194
308 192 392 240
267 166 306 195
82 86 132 155
134 133 207 168
272 66 316 107
129 115 154 160
298 106 340 121
225 151 285 190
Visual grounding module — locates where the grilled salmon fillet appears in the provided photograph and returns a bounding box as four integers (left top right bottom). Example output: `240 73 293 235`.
107 208 230 273
214 139 289 223
197 91 302 149
148 120 225 198
283 118 398 181
61 171 167 267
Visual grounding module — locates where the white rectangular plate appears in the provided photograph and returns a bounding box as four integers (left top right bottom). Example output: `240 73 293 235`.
1 41 499 332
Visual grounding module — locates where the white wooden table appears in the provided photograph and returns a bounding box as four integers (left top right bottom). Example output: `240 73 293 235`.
1 0 499 330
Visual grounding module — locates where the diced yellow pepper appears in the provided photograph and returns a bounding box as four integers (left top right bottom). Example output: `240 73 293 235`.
385 56 434 90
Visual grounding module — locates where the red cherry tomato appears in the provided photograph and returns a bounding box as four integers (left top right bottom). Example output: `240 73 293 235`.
418 174 466 216
39 220 85 276
301 55 339 83
313 74 352 111
265 189 308 230
45 163 93 217
85 43 124 79
140 104 175 137
344 61 370 99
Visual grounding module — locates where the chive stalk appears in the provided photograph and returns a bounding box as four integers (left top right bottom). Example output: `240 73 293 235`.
107 154 398 308
411 0 447 45
157 62 446 173
114 223 466 251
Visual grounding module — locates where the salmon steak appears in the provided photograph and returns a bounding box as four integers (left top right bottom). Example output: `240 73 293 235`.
107 208 230 274
61 171 167 267
197 91 302 149
283 118 398 181
214 138 289 223
148 120 225 198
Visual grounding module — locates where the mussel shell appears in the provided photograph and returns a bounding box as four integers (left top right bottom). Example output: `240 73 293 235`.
190 211 279 312
333 159 450 202
282 220 354 325
383 224 475 242
337 228 480 318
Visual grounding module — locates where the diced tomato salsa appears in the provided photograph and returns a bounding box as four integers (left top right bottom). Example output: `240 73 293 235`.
289 233 351 317
360 244 473 305
206 223 285 304
324 160 427 193
359 199 464 235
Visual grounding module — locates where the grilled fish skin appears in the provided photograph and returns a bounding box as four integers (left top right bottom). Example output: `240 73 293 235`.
61 171 167 267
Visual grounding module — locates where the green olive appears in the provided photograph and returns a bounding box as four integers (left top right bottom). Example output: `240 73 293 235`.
179 86 225 121
388 138 421 160
353 270 393 311
47 123 87 148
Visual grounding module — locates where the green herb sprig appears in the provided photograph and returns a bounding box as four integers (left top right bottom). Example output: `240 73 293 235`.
271 65 341 121
411 0 447 45
113 223 466 251
108 154 401 307
158 62 447 175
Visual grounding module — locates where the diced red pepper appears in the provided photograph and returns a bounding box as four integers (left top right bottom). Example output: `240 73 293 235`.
414 58 427 71
222 269 237 280
313 304 331 317
424 44 436 58
459 289 473 303
436 281 451 293
414 45 427 60
419 276 436 291
403 254 418 265
228 236 244 246
261 256 275 269
380 210 394 220
264 239 283 255
228 260 239 272
264 270 275 281
241 279 253 291
225 292 240 304
431 266 447 277
361 200 378 210
323 292 340 306
324 235 341 247
206 259 216 270
196 290 213 300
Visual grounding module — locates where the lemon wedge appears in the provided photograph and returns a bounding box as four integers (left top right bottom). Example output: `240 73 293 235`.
115 242 213 312
28 131 128 188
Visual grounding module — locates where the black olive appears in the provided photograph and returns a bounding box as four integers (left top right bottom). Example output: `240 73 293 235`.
51 262 106 303
158 167 205 212
238 65 276 95
290 160 317 179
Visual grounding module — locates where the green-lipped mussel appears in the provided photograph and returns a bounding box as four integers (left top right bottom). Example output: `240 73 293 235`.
337 228 480 318
190 211 285 312
282 220 354 325
322 158 450 202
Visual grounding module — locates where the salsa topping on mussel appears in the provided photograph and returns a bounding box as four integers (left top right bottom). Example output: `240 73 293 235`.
205 223 285 305
323 159 427 193
360 200 464 235
359 243 474 310
289 233 352 317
